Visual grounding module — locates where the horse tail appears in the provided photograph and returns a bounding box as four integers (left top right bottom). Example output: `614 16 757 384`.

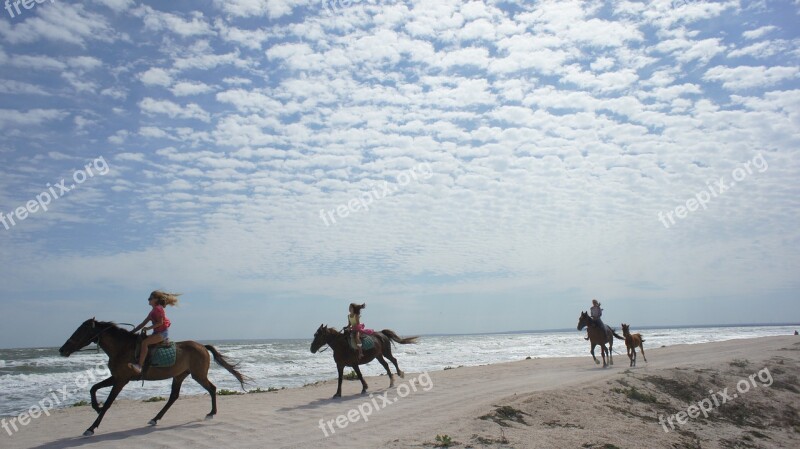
380 329 419 345
612 330 625 340
205 345 248 389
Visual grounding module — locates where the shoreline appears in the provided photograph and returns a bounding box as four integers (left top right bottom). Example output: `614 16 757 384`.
3 327 798 420
2 335 798 448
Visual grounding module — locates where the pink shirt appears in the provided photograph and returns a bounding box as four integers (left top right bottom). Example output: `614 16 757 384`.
148 305 170 332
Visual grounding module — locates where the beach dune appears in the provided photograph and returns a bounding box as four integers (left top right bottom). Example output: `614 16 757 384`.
3 336 798 449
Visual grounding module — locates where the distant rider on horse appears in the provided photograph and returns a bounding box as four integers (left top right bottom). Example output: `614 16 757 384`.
585 299 604 340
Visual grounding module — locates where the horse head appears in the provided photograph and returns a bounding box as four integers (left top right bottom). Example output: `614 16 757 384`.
577 311 591 331
310 324 332 353
59 318 101 356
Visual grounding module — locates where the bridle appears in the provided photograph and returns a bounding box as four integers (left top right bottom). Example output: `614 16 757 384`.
313 328 333 353
68 321 135 353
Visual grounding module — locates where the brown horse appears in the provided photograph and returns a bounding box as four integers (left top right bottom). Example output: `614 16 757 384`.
621 323 647 367
310 325 418 398
577 312 624 368
59 319 247 436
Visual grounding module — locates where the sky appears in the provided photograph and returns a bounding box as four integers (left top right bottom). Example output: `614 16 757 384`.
0 0 798 349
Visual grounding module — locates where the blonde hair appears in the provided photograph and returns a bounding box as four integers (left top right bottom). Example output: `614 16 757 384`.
150 290 181 307
592 299 600 306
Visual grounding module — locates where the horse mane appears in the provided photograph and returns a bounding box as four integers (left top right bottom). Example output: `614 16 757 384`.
96 321 137 340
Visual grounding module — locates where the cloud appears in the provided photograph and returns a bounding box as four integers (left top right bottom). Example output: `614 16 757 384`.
0 3 114 46
135 6 215 38
91 0 135 13
139 68 173 87
139 98 211 122
212 0 309 19
0 109 68 128
171 81 214 97
743 25 777 40
703 65 800 90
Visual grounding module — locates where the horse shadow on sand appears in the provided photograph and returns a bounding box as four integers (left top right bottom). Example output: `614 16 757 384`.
28 420 216 449
276 385 395 413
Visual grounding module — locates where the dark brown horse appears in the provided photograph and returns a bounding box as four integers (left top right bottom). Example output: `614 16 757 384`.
59 319 247 436
310 325 418 398
577 312 624 368
621 323 647 367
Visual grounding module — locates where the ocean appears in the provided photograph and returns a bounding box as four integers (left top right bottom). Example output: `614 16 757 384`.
0 325 796 417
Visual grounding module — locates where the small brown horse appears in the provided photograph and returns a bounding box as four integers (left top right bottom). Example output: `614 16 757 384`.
59 319 247 436
621 323 647 367
310 325 418 398
577 312 624 368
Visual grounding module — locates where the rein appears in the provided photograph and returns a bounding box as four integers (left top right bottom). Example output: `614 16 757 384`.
72 322 136 353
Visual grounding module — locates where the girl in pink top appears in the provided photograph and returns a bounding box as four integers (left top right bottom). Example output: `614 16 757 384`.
128 291 179 374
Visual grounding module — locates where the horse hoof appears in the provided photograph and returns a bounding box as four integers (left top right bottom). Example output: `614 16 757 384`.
389 381 395 388
83 430 94 437
205 414 214 420
398 371 405 378
594 360 600 365
332 393 341 399
148 420 157 426
361 390 368 395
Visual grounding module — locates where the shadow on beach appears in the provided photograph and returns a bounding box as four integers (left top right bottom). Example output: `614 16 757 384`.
276 386 394 413
27 420 215 449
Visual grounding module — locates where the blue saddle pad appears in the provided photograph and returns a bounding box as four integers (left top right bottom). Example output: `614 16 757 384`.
350 334 375 351
151 342 176 367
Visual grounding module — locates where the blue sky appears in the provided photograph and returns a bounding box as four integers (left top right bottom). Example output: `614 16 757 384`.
0 0 798 348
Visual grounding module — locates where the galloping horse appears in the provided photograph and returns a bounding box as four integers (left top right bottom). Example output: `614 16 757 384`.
577 312 624 368
59 319 247 436
310 325 418 398
621 323 647 367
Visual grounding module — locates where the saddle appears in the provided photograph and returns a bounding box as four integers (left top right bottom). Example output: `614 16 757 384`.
134 336 177 377
346 332 375 351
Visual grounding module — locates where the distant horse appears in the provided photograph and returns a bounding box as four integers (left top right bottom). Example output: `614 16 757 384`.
621 323 647 367
577 312 624 368
310 324 418 398
59 319 247 436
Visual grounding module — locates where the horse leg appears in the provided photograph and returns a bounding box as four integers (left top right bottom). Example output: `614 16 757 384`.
640 342 647 363
84 380 127 436
375 355 394 388
384 345 404 378
192 372 217 419
632 347 637 367
609 341 613 365
334 363 344 398
150 371 189 425
601 345 607 368
89 376 115 414
352 364 368 395
590 343 599 365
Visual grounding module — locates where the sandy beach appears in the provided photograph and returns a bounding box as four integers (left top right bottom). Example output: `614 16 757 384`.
3 336 798 449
